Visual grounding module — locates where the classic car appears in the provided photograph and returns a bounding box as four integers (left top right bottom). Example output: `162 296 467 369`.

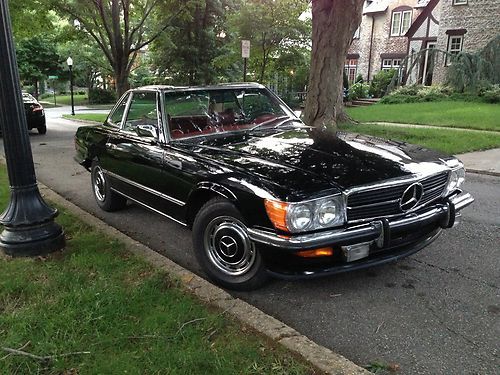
74 83 474 290
22 92 47 134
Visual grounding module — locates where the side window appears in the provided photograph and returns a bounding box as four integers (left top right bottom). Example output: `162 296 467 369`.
107 93 129 127
123 92 158 133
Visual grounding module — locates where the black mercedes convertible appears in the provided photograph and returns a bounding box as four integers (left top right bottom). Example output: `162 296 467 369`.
74 83 474 290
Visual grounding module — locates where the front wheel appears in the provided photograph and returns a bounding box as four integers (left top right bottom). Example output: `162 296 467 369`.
192 198 269 291
37 122 47 135
91 161 127 211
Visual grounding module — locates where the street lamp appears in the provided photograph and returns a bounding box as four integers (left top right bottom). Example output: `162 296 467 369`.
0 0 65 256
67 57 75 116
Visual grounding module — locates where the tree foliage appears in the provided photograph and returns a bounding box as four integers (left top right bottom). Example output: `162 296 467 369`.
16 36 61 96
232 0 310 83
9 0 53 39
150 0 236 85
48 0 177 96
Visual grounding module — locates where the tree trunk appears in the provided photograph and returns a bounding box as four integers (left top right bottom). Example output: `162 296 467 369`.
303 0 364 131
115 64 130 98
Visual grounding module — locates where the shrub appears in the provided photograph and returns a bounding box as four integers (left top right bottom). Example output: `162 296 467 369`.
355 74 364 83
380 85 455 104
39 93 53 99
369 69 397 97
478 84 500 103
88 88 116 104
349 82 370 101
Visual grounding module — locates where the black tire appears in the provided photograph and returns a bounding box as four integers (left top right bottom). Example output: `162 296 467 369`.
37 122 47 135
91 160 127 212
192 198 270 291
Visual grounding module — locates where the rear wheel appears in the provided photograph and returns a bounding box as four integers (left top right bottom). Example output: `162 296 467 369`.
192 198 269 291
91 161 127 211
37 122 47 135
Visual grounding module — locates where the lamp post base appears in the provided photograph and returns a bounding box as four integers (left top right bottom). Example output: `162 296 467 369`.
0 184 65 257
0 221 65 257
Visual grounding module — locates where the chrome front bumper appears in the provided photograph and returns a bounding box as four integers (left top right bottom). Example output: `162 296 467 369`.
248 192 474 251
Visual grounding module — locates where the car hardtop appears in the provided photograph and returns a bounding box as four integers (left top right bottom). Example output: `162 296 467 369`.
129 82 267 94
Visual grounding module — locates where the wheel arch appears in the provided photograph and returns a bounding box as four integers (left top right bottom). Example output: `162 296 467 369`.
185 182 238 228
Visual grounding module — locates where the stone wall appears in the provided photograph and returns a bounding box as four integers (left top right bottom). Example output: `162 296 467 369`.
433 0 500 83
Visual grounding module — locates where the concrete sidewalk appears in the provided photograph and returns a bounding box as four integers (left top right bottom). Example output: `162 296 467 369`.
456 148 500 176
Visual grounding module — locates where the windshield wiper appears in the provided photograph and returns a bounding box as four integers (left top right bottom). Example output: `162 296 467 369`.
248 116 289 132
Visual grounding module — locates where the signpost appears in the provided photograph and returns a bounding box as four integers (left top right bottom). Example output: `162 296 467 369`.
241 40 250 82
48 75 58 106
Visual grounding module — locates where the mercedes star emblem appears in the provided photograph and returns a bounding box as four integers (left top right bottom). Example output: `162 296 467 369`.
400 182 424 211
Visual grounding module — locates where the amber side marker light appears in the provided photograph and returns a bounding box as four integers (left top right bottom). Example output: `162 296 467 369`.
264 199 289 232
297 247 334 258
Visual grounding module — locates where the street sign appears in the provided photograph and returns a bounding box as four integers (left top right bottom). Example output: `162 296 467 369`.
48 75 58 79
241 40 250 58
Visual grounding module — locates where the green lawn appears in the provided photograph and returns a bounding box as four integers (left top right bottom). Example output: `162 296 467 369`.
63 113 107 122
339 123 500 155
346 101 500 132
42 94 89 106
0 168 312 375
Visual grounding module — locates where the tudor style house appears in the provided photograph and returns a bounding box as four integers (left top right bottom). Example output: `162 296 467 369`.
347 0 500 86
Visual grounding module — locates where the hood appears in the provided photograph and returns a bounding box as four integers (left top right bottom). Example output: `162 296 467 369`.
177 127 451 201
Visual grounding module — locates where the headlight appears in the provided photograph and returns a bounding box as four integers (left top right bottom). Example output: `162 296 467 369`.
287 204 313 232
317 199 339 226
444 167 466 196
265 195 345 233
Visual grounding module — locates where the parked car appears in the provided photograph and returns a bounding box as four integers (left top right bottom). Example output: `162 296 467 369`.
22 92 46 134
74 83 474 290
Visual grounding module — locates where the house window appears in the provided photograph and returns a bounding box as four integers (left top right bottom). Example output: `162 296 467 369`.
353 27 361 39
453 0 468 5
382 59 401 71
391 9 412 36
446 35 463 65
344 59 358 82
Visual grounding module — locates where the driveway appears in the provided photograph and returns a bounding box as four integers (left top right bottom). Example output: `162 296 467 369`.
2 107 498 374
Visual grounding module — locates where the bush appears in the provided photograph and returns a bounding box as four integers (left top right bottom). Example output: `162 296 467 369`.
380 84 454 104
88 88 116 104
39 93 53 99
355 74 364 83
369 69 396 97
349 82 370 101
478 84 500 103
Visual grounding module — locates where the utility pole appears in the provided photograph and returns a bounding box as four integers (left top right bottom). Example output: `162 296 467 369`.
0 0 65 256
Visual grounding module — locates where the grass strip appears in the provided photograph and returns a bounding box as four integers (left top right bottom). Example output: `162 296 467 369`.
0 167 313 375
339 123 500 154
63 113 106 123
346 101 500 132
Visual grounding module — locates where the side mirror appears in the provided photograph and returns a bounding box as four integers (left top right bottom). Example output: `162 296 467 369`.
136 124 158 138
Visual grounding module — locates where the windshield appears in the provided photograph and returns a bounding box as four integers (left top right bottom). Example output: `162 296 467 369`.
164 88 296 139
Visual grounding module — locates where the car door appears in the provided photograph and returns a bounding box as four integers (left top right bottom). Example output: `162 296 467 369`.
104 91 167 208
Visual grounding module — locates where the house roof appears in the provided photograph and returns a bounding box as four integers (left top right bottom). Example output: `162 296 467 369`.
363 0 389 15
405 0 440 38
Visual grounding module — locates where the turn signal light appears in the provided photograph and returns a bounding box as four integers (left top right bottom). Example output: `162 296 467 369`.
264 199 289 232
297 247 334 258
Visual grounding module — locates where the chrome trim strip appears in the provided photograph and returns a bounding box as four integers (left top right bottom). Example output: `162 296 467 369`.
105 170 186 206
249 192 473 250
110 188 187 227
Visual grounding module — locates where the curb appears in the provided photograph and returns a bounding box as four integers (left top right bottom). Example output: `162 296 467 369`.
466 169 500 177
367 121 500 135
37 183 370 375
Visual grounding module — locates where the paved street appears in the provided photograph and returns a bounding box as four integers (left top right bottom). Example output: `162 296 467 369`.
2 108 498 374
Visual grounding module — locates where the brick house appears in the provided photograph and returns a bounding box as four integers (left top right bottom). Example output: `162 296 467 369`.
347 0 500 86
346 0 429 83
415 0 500 84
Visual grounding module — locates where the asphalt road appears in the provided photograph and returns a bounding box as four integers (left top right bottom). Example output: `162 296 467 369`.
2 108 498 374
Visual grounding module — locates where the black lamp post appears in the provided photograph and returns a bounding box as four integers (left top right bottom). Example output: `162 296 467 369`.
67 57 75 116
0 0 65 256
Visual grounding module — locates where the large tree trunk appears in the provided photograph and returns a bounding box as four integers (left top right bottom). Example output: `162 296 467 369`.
114 62 130 98
303 0 364 131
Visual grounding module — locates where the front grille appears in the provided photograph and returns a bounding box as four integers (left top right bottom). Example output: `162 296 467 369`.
347 172 449 222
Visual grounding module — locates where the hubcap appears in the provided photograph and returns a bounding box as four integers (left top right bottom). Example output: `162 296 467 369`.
93 166 106 202
204 216 256 276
